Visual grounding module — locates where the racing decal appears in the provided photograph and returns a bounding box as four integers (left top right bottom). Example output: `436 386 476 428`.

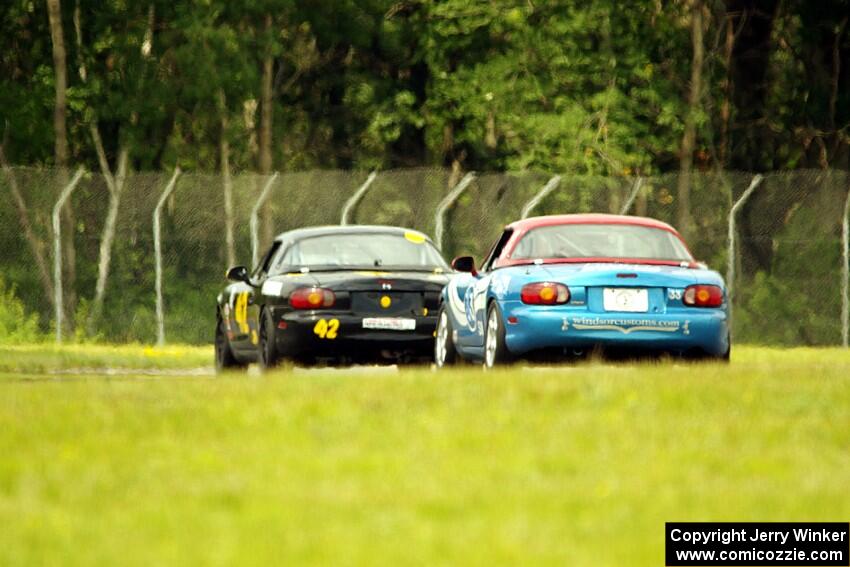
667 288 684 300
464 287 476 331
447 277 487 334
404 231 426 244
262 280 283 296
446 279 466 322
234 292 250 334
313 318 340 339
490 273 510 296
566 316 691 335
470 279 489 334
221 301 235 338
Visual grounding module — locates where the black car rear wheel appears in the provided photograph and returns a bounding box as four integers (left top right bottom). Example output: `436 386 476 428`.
258 308 282 370
215 318 247 372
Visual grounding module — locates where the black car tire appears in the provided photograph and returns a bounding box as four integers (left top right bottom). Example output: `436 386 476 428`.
434 306 459 367
258 308 282 370
215 318 247 372
484 302 512 368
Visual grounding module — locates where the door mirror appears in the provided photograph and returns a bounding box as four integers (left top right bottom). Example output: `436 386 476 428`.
451 256 477 275
226 265 250 283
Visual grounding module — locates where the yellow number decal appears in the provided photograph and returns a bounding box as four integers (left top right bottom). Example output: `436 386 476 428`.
313 318 339 339
326 319 339 339
234 292 250 334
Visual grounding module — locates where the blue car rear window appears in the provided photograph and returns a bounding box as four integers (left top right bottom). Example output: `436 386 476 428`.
512 224 692 262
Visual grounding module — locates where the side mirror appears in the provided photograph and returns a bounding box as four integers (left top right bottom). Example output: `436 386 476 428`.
226 265 250 283
451 256 477 275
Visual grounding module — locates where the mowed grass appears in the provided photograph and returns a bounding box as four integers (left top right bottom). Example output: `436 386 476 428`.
0 343 211 373
0 346 848 566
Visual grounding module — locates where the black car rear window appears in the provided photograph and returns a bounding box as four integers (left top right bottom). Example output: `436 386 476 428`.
273 232 449 272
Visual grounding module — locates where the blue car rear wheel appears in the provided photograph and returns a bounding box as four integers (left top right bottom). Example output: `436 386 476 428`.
435 306 458 367
484 303 512 368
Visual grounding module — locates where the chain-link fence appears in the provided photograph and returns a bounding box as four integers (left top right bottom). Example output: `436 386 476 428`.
1 166 849 346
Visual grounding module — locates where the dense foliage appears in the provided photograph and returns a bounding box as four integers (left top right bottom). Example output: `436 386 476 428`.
2 0 849 174
0 277 41 344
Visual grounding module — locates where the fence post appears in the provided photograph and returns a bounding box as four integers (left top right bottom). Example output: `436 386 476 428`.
726 174 764 332
153 167 182 347
520 175 562 219
434 172 476 251
841 185 850 347
340 171 378 225
250 172 280 268
51 167 86 343
619 177 644 215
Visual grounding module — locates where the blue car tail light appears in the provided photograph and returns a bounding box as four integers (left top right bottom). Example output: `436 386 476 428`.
683 284 723 307
521 282 570 305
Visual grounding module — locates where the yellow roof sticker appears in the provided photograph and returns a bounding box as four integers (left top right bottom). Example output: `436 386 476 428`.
404 231 426 244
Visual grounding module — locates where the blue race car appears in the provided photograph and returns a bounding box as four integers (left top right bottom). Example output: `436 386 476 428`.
435 214 730 367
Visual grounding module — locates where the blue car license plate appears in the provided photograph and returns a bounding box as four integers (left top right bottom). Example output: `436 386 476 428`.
603 288 649 312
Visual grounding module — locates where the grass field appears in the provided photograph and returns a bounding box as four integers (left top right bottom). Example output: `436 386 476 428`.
1 345 848 565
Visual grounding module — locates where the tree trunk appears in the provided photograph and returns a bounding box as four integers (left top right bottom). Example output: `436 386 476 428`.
0 143 57 313
259 14 274 248
47 0 78 325
47 0 69 168
73 0 86 81
725 0 780 170
635 183 648 217
828 17 847 160
485 111 497 149
718 14 734 167
676 0 704 239
74 1 130 332
218 89 236 267
88 129 128 331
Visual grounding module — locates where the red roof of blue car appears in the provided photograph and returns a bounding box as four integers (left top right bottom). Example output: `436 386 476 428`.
507 214 680 235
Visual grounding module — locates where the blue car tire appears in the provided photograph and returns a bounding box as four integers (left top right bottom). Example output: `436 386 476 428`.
484 303 513 368
435 306 458 367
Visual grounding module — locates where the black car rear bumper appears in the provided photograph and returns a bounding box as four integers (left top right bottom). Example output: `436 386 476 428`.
270 308 437 362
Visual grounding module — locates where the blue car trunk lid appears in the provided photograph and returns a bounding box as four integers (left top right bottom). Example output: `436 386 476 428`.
531 262 699 287
529 263 700 314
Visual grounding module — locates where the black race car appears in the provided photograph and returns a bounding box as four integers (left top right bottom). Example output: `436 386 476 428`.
215 225 451 369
